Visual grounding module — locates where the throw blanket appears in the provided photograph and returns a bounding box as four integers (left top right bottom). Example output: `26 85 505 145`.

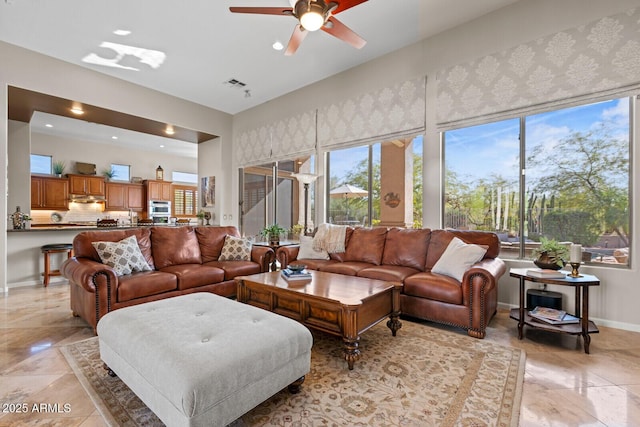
313 223 347 253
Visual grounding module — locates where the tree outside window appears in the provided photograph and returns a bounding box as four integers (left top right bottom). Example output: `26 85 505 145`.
444 98 631 266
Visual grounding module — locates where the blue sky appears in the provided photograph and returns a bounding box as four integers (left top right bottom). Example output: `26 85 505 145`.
444 98 629 184
329 135 424 186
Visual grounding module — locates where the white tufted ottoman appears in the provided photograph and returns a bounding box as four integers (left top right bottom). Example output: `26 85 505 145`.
96 293 312 427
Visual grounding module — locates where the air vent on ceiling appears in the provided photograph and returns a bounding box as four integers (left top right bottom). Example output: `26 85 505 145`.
223 78 247 89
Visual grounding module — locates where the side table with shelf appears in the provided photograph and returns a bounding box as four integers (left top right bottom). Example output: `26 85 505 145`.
509 267 600 354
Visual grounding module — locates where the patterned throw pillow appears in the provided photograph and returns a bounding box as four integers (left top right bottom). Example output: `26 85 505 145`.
218 235 252 261
92 235 152 276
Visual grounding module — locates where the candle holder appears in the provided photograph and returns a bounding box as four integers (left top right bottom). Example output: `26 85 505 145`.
569 262 582 278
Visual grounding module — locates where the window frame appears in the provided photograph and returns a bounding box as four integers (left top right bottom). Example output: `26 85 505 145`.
442 96 633 269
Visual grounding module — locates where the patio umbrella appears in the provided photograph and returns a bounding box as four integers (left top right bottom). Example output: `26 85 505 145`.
330 184 368 221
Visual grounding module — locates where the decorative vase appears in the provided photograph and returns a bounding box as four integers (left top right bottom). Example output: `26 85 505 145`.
534 252 564 270
269 234 280 246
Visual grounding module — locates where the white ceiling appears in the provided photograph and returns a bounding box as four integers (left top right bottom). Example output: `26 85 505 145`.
1 0 519 150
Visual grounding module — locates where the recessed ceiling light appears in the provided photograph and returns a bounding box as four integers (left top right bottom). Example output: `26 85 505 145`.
45 123 53 128
165 125 175 135
113 29 131 36
159 144 165 148
111 136 118 140
70 106 84 115
272 41 284 51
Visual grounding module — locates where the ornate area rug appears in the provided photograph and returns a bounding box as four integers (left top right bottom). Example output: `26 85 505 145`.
61 320 525 426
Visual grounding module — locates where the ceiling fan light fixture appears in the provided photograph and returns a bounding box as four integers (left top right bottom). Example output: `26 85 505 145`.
300 9 324 31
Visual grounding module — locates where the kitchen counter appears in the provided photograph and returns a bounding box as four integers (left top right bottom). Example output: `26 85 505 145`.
8 223 198 232
6 223 204 288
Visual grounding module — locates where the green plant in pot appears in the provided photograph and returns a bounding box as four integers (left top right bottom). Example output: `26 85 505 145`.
532 237 569 270
260 224 287 245
52 161 66 177
102 167 117 181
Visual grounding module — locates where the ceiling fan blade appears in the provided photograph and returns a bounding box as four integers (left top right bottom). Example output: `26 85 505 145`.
285 25 308 56
322 16 366 49
229 7 293 16
331 0 368 15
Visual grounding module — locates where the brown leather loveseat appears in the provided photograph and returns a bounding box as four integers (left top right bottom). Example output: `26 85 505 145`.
276 227 506 338
61 226 273 330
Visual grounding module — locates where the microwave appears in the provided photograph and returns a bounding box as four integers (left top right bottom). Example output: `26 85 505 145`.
149 200 171 215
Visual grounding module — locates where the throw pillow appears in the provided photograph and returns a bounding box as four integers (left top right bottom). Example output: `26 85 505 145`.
431 237 487 282
92 235 152 276
297 235 329 260
218 235 252 261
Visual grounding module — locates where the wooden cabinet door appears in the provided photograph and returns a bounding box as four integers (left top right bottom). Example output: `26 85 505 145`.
68 174 105 196
105 183 126 210
42 178 69 210
69 175 86 194
31 177 43 208
127 185 145 210
86 176 105 196
161 182 172 201
147 181 160 200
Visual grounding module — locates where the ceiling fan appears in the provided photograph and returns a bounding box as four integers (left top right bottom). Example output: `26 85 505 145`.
229 0 368 55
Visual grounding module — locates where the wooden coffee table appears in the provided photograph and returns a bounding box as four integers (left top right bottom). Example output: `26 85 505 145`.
235 270 402 370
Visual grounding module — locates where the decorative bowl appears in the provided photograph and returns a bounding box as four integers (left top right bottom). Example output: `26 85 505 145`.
288 264 306 272
533 258 564 270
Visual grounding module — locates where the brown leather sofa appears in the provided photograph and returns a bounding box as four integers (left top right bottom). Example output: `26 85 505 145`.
61 226 273 330
276 227 506 338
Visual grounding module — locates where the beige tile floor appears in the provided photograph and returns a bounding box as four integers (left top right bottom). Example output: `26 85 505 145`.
1 283 640 426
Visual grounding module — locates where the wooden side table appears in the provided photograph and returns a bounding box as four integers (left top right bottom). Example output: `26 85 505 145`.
509 268 600 354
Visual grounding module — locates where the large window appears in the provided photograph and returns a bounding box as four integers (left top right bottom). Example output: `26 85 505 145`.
326 135 423 228
240 156 315 239
444 97 631 267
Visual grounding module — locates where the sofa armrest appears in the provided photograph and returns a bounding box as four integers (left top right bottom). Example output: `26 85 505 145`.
250 246 275 272
461 257 506 338
275 245 300 269
61 257 118 293
61 257 120 328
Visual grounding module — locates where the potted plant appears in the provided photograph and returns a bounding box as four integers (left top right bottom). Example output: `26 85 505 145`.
102 167 117 181
532 237 569 270
290 223 304 239
52 161 66 177
260 224 287 245
21 213 32 229
196 210 206 225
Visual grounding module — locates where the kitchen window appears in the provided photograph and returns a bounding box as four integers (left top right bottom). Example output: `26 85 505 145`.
30 154 52 174
173 185 198 216
111 164 130 182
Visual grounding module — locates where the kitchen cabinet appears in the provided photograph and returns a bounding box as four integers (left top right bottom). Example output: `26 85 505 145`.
68 174 105 196
31 175 69 210
145 180 172 201
105 182 145 211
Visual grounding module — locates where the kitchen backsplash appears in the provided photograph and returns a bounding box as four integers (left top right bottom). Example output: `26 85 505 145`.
30 204 136 225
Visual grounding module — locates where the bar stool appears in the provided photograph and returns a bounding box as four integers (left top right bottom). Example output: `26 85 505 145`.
41 243 74 287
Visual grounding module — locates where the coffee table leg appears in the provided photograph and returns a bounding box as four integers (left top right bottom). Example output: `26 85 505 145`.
387 314 402 336
387 283 402 336
343 337 360 370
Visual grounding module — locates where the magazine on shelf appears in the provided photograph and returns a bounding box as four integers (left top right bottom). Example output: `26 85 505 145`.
530 306 567 320
526 268 567 279
529 312 580 325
